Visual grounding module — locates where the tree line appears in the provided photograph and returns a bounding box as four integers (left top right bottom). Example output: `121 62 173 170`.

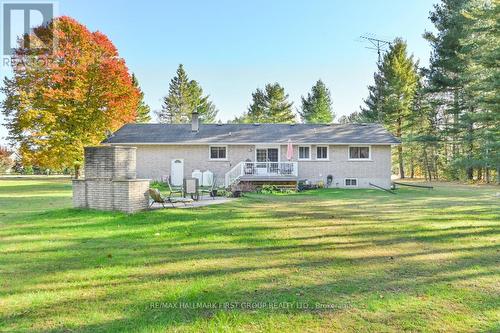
1 0 497 182
157 64 335 125
339 0 498 183
0 13 334 175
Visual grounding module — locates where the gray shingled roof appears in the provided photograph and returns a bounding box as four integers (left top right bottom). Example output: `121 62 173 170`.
102 123 400 145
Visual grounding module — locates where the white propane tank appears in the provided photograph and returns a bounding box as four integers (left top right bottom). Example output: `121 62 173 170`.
202 170 213 186
192 170 202 184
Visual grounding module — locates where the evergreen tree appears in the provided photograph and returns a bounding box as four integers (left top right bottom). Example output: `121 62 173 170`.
158 64 218 123
132 74 151 123
358 70 385 123
358 39 419 178
299 80 334 123
243 83 295 123
424 0 471 178
459 0 499 183
342 0 498 183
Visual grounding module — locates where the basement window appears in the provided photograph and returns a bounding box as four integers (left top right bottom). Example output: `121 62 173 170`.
345 178 358 187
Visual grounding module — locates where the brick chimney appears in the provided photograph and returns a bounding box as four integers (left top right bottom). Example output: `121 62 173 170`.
191 111 199 132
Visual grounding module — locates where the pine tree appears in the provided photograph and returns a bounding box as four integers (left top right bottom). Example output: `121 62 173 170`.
158 64 218 123
299 80 334 123
425 0 471 178
459 0 500 183
244 83 295 123
132 74 151 123
189 81 218 123
358 70 385 123
356 39 419 178
379 39 419 178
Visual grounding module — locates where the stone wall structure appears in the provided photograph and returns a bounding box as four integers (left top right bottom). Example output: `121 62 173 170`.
73 146 150 213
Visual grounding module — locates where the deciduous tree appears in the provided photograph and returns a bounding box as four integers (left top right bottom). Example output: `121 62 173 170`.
1 16 139 173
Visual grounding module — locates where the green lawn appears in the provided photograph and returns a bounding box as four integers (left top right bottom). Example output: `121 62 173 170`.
0 179 499 332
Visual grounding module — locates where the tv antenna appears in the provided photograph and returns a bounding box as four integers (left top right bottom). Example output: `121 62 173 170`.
360 35 392 63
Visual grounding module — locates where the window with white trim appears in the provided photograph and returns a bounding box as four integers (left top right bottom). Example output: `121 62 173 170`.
316 146 328 160
349 146 370 160
298 146 310 160
345 178 357 187
209 146 227 160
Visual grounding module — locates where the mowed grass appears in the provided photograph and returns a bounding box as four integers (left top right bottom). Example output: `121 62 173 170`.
0 179 499 332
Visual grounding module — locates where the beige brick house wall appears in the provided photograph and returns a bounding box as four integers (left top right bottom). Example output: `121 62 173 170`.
133 145 254 184
123 144 392 189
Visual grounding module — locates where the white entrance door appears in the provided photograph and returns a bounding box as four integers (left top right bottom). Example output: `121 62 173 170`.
170 159 184 186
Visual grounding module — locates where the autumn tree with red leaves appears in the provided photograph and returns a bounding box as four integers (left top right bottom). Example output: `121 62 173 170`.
1 16 139 172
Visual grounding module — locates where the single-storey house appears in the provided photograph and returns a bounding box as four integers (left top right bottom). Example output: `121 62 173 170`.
102 112 400 188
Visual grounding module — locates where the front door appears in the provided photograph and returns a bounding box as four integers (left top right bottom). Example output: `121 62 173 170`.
170 159 184 186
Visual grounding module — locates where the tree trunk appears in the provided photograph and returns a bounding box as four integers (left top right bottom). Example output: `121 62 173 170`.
485 168 490 183
397 118 404 179
423 147 430 181
74 164 80 179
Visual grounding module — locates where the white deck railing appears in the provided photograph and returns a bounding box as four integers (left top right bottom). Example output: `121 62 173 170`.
225 161 298 187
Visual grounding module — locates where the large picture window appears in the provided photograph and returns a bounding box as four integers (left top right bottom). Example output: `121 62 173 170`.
349 146 370 160
209 146 227 160
298 146 310 160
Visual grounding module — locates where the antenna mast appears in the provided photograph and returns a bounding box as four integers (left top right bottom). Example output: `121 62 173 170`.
360 35 392 63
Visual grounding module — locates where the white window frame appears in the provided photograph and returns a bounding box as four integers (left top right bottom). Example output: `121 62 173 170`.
209 145 228 161
316 146 329 160
298 145 311 161
345 178 358 187
348 145 371 161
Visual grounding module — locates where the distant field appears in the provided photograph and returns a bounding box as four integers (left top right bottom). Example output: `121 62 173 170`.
0 179 498 332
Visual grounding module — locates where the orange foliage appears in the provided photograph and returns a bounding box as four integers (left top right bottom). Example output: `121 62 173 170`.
2 16 139 169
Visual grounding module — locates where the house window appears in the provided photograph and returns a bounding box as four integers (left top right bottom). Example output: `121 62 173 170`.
316 146 328 160
298 146 310 160
209 146 227 160
345 178 357 187
349 146 370 160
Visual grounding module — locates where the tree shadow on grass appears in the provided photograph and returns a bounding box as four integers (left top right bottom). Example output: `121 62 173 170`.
2 187 499 331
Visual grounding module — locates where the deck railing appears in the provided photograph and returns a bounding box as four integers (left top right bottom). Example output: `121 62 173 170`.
225 161 298 187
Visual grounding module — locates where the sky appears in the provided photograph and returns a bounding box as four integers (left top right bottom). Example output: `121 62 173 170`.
0 0 437 145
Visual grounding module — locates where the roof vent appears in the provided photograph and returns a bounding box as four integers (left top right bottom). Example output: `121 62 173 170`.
229 131 232 136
